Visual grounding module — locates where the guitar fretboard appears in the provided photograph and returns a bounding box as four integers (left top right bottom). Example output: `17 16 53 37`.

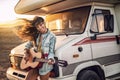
34 58 49 63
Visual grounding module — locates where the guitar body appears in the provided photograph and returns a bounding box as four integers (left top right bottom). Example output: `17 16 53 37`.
20 48 42 70
20 48 68 70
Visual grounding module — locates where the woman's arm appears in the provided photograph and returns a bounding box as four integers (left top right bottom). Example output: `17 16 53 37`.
25 41 33 49
48 36 56 60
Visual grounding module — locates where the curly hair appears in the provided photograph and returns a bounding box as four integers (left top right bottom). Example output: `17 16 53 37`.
15 18 39 42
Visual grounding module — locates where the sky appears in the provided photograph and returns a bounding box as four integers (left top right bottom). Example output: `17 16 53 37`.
0 0 19 22
0 0 34 23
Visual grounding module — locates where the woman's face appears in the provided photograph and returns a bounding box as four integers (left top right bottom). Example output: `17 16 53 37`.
36 22 47 33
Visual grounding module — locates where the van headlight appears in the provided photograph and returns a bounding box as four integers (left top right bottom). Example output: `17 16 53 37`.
9 55 23 70
9 56 16 69
10 56 15 63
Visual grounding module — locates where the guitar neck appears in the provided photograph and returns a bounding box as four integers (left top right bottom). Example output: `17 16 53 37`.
33 57 68 67
34 58 49 63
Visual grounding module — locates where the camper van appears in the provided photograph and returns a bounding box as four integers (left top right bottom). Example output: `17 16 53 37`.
6 0 120 80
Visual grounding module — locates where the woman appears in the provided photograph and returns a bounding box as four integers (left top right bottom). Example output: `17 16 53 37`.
16 16 56 80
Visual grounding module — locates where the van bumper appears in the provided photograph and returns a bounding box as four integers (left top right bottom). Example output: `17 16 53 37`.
6 67 27 80
6 67 76 80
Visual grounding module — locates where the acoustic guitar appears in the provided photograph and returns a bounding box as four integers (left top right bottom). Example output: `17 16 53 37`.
20 48 68 70
20 48 42 70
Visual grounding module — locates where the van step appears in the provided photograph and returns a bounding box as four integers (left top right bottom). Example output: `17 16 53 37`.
106 73 120 80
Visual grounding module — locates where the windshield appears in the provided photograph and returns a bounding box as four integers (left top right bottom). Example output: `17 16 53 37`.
46 6 91 35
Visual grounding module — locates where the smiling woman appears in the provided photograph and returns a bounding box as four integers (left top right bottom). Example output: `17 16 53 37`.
0 0 19 22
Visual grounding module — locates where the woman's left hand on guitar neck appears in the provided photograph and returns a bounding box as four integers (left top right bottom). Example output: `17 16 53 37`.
47 58 55 65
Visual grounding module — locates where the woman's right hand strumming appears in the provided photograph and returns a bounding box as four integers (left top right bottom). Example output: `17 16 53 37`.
24 49 30 62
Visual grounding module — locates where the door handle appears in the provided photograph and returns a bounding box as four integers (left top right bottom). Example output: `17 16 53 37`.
78 47 83 52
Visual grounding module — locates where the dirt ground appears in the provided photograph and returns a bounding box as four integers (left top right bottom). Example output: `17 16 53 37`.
0 27 23 80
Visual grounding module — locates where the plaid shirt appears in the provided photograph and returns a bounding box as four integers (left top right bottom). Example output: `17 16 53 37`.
25 29 56 75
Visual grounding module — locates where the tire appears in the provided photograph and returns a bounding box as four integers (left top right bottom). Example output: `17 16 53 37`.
77 70 101 80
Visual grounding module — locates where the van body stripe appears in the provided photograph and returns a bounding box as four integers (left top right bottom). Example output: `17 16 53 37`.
73 36 119 46
62 54 120 76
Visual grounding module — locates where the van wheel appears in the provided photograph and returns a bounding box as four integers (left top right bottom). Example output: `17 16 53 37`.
77 70 101 80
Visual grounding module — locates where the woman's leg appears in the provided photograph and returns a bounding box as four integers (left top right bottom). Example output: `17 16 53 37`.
25 69 39 80
39 72 50 80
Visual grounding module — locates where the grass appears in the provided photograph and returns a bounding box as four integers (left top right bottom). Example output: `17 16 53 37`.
0 27 23 79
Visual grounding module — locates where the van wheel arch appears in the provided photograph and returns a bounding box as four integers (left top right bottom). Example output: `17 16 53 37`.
77 70 101 80
76 66 105 80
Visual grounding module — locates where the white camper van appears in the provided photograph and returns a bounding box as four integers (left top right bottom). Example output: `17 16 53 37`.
6 0 120 80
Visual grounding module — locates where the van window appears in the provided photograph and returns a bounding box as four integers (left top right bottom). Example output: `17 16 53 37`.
46 6 91 35
90 9 113 33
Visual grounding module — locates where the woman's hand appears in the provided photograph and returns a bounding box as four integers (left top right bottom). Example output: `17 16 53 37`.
24 49 30 61
48 58 55 65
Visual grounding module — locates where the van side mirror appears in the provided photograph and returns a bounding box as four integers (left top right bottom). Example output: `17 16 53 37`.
104 14 114 32
91 34 97 40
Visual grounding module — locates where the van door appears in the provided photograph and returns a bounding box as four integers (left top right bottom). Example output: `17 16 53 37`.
89 8 120 77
